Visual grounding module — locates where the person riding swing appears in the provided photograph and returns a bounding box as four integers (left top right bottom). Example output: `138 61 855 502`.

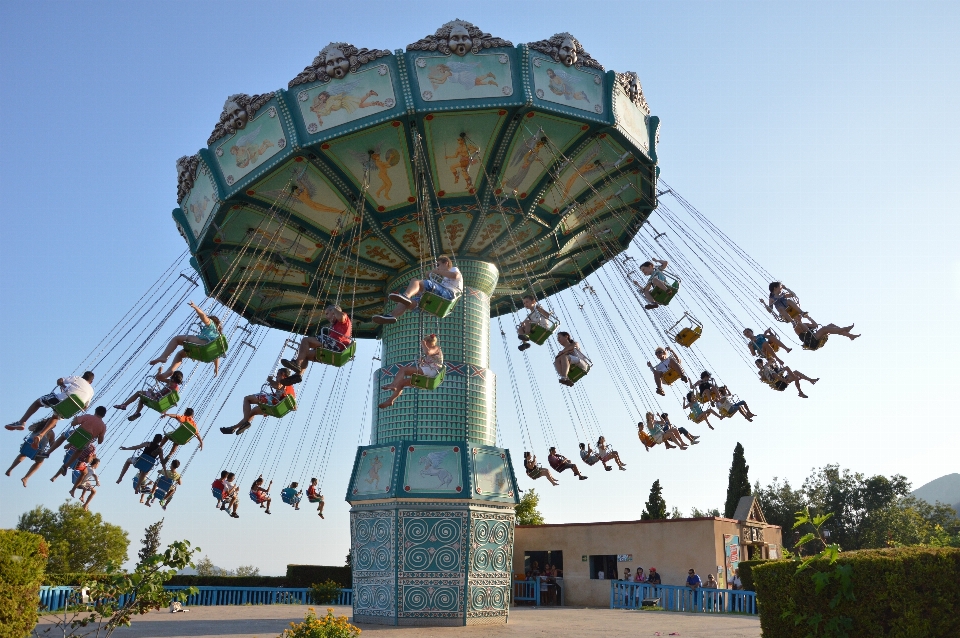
647 346 687 396
636 258 675 310
150 301 224 378
372 255 463 325
281 305 353 385
221 369 296 435
523 451 559 486
755 359 819 398
742 328 791 365
547 446 588 480
792 317 860 351
114 368 183 421
517 295 556 351
5 372 95 449
554 332 590 387
378 334 444 408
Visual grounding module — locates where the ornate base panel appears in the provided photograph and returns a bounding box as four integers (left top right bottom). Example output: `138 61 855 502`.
349 499 515 627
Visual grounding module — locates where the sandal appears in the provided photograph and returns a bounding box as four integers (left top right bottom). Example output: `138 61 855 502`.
235 422 252 435
127 413 142 422
656 388 665 396
644 303 659 310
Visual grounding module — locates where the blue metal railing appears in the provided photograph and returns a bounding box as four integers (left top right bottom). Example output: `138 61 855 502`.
512 579 541 605
39 586 353 611
610 582 757 615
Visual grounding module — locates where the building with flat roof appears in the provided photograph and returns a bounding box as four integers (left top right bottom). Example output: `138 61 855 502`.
513 496 782 607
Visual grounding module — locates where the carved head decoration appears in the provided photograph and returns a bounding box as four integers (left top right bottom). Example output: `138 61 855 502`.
288 42 391 88
176 154 200 204
207 93 274 146
408 19 512 56
615 71 650 114
528 32 604 71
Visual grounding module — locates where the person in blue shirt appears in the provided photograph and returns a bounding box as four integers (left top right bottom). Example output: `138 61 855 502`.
686 569 702 589
150 301 223 377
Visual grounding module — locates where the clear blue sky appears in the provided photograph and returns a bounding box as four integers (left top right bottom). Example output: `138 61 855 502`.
1 1 957 575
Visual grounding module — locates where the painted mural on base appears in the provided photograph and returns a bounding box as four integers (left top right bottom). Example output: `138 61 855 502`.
403 445 463 494
353 446 398 496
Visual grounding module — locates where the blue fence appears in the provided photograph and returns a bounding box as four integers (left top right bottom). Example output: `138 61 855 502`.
610 582 757 615
512 579 540 605
39 586 352 612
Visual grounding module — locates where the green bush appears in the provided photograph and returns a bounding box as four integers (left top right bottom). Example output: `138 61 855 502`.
309 579 345 604
168 575 287 587
0 529 48 638
736 559 767 592
286 565 351 588
753 547 960 637
280 607 360 638
44 572 114 586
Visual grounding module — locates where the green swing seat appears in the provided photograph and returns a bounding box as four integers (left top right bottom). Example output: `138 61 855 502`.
528 318 560 346
182 334 228 363
419 291 459 319
143 390 180 413
650 279 680 306
65 427 94 450
315 339 356 367
261 394 297 418
411 366 445 390
566 357 594 384
52 394 86 420
164 421 196 445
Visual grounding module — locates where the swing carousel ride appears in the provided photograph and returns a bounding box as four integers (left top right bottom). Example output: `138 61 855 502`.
4 20 859 627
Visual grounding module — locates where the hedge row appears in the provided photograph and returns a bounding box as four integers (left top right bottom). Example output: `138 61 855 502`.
286 565 352 588
753 547 960 638
45 573 114 586
0 530 48 638
167 575 287 587
735 559 766 592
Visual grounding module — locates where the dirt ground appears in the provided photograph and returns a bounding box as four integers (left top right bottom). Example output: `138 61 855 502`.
38 604 762 638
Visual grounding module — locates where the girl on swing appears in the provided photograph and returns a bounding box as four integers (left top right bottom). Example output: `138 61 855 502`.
378 334 443 408
523 451 559 486
792 317 859 351
150 301 222 377
250 475 272 515
637 258 672 310
372 255 462 325
761 282 809 324
684 391 721 429
114 367 184 421
554 332 589 387
742 328 791 365
755 359 819 398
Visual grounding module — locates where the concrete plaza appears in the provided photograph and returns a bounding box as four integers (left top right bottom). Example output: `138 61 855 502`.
47 604 762 638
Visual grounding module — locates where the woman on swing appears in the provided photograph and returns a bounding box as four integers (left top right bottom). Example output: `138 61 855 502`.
683 391 720 430
523 451 559 486
250 475 273 515
281 305 352 385
372 255 462 325
220 369 295 435
149 301 222 377
114 367 183 421
554 332 588 387
755 359 819 398
761 282 809 324
378 334 443 409
742 328 791 365
792 317 859 351
643 412 687 450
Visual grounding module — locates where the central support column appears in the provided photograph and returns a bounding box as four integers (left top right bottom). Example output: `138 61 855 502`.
346 260 519 626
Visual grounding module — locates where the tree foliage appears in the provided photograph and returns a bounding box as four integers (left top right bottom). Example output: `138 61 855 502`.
515 489 544 526
137 519 164 566
724 443 751 518
754 465 959 552
235 565 261 577
691 507 721 518
17 501 128 573
641 480 668 520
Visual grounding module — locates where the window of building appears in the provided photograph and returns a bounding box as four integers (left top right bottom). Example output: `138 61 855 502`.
589 555 618 580
524 551 563 576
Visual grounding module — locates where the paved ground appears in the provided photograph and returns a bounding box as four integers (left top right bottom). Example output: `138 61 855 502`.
39 605 762 638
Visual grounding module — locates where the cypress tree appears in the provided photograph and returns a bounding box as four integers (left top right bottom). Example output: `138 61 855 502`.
641 479 668 520
724 443 751 518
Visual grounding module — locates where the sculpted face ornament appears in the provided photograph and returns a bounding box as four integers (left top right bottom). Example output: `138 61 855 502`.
448 24 473 56
175 154 200 204
223 97 248 133
323 46 350 79
557 37 578 66
207 93 274 146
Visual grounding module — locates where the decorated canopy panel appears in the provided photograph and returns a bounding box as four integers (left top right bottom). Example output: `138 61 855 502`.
172 24 660 338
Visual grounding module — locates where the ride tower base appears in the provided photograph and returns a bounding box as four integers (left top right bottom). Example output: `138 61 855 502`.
347 441 518 626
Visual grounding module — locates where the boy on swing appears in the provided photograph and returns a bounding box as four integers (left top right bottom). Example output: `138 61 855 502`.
282 305 353 385
307 477 325 518
636 258 671 310
372 255 462 325
221 369 296 435
517 295 553 351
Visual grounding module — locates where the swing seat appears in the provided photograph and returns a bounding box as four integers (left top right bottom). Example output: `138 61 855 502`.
687 412 703 423
19 438 43 461
143 390 180 413
528 319 560 345
419 291 459 319
133 475 153 494
411 366 446 390
62 450 79 469
802 334 828 351
52 394 86 420
661 368 681 385
281 488 301 505
249 490 268 504
650 280 680 305
784 305 800 320
315 339 356 367
567 360 593 384
134 453 158 473
674 326 702 347
153 475 175 500
212 487 224 501
638 430 655 448
261 394 296 418
66 428 94 451
182 335 228 363
72 470 82 485
165 421 196 445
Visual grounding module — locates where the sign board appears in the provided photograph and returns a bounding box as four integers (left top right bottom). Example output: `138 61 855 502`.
617 554 633 562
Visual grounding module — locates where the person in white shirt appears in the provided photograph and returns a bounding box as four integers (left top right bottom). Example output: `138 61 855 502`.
578 442 603 467
70 458 100 511
221 472 239 518
373 255 463 325
646 347 686 396
5 372 95 447
517 295 553 351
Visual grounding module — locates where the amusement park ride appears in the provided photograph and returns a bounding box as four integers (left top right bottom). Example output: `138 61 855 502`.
3 19 859 627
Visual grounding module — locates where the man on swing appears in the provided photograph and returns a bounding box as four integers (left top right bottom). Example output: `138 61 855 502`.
281 305 352 385
372 255 462 325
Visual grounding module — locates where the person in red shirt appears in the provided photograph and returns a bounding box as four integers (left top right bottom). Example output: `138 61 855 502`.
49 407 108 482
159 408 203 457
306 477 325 518
220 369 296 436
212 470 227 507
281 305 352 385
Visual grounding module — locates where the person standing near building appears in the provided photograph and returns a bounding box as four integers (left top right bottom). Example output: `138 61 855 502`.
647 568 661 586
